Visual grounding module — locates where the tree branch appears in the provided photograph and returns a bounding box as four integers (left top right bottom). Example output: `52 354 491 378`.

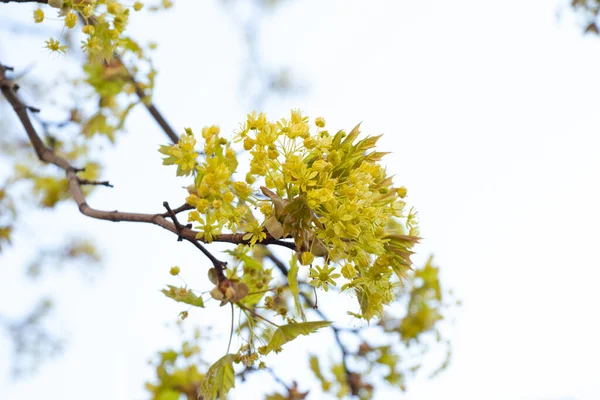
0 0 47 3
163 201 227 281
133 80 180 144
1 62 296 260
77 178 113 188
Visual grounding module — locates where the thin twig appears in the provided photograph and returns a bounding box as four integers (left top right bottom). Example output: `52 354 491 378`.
237 303 279 328
80 15 180 144
163 201 227 280
77 179 113 188
227 303 234 354
160 202 193 218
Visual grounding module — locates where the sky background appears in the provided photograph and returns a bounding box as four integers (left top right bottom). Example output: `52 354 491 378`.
1 0 600 399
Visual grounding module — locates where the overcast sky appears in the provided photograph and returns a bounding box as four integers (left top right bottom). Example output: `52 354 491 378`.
1 0 600 399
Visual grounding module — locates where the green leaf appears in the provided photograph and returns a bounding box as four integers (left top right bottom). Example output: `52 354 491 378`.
199 354 236 400
260 321 332 355
287 256 305 321
161 285 204 307
341 122 361 148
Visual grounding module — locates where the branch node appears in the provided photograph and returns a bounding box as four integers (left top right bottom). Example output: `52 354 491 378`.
163 201 185 241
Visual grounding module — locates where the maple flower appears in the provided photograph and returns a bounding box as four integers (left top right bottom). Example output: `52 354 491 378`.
309 265 341 292
33 9 44 23
243 220 267 245
45 38 67 54
194 213 221 243
65 12 78 29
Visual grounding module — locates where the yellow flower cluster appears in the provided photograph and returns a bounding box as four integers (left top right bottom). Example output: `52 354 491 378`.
160 110 420 319
34 0 144 59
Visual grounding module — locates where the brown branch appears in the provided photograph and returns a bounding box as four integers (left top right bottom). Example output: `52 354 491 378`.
0 0 47 3
163 201 227 281
133 81 179 144
160 202 194 218
77 178 113 188
1 63 296 256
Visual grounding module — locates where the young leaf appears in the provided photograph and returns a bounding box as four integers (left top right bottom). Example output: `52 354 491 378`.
287 256 305 321
199 354 236 400
161 285 204 307
260 321 332 355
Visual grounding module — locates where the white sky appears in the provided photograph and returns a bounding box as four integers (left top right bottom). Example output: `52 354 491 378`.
1 0 600 399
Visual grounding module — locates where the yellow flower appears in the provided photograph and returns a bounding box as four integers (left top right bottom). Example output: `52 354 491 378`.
246 111 266 130
45 38 67 55
309 265 340 292
194 214 221 243
33 9 44 24
258 203 272 217
232 181 253 201
315 117 326 128
134 1 144 11
82 25 95 35
64 12 77 29
169 266 180 276
301 252 314 266
243 220 267 245
396 186 407 199
107 2 123 15
341 263 358 279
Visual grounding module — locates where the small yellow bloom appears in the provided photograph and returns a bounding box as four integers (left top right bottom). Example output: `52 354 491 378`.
301 252 314 266
396 186 407 199
243 137 255 151
107 2 122 15
246 111 266 130
259 202 272 216
315 117 326 128
82 25 95 35
33 9 44 24
196 199 209 212
341 263 358 279
242 220 267 245
64 12 77 29
169 266 180 276
134 1 144 11
223 191 235 203
45 38 67 55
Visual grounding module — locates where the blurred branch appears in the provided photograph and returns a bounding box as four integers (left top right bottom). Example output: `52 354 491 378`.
82 15 180 144
0 299 62 376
